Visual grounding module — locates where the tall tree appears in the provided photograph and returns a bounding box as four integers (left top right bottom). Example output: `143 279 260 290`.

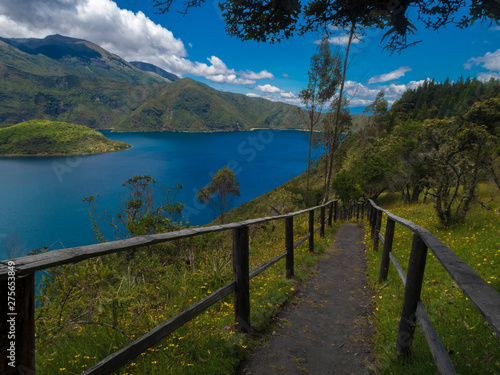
324 23 355 202
419 118 495 224
299 39 342 190
322 96 351 200
197 166 241 224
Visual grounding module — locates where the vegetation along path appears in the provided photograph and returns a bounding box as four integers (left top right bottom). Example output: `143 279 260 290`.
238 223 375 374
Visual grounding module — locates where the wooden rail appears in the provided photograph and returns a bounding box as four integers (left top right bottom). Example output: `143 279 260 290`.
366 199 500 375
0 200 337 374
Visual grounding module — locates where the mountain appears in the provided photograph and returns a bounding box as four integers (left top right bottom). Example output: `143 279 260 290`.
116 78 307 131
0 34 166 84
130 61 179 82
0 34 308 132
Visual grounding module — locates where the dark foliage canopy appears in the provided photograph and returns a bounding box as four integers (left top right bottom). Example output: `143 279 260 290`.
154 0 500 52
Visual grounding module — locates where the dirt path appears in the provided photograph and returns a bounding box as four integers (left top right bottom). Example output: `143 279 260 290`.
238 223 375 375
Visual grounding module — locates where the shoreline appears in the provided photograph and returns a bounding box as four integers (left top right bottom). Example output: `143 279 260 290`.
0 144 132 158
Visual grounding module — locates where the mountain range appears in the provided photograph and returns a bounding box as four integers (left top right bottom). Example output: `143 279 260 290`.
0 34 311 132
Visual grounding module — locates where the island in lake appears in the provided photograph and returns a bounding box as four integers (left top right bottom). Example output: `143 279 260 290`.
0 120 131 156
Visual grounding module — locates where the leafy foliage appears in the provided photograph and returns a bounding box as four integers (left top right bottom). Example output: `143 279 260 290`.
420 118 495 224
155 0 499 52
299 39 342 190
84 175 184 242
197 167 241 224
331 170 363 206
334 77 499 224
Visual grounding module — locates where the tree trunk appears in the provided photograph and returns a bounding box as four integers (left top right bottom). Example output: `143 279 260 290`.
324 23 355 201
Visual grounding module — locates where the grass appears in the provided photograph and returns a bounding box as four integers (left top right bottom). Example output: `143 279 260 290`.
363 183 500 374
34 158 340 374
0 119 130 155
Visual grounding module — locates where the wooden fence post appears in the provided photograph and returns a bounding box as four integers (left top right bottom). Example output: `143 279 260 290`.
356 203 360 221
373 209 383 251
309 210 314 252
320 206 325 238
334 200 338 222
1 272 36 375
233 226 251 333
379 218 395 283
285 216 294 278
397 232 428 356
370 206 377 237
361 203 365 220
328 202 333 227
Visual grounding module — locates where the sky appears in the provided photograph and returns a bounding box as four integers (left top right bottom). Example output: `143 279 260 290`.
0 0 499 113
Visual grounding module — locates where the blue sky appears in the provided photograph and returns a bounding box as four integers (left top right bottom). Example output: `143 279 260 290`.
0 0 498 113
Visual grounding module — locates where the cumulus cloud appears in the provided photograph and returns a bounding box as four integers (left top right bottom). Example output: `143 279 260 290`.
255 84 295 99
256 84 283 93
464 48 500 75
368 66 412 84
325 35 363 45
249 84 296 104
341 78 428 110
0 0 273 85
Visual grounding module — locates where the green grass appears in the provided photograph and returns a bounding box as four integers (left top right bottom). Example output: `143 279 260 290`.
34 158 340 374
364 184 500 374
0 119 130 155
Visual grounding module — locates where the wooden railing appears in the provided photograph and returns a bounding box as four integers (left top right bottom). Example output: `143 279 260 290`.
0 200 338 374
366 199 500 375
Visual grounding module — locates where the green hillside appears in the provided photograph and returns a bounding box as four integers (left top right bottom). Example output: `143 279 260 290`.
115 78 308 131
0 35 166 84
0 35 315 132
0 120 130 156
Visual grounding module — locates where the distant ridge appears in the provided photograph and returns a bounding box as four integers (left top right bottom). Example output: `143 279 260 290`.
130 61 179 82
0 34 369 132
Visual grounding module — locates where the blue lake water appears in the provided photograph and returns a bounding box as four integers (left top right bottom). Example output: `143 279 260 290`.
0 129 320 259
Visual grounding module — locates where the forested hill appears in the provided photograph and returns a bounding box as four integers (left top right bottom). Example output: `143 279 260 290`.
114 78 307 132
0 34 309 132
333 77 500 225
388 77 500 123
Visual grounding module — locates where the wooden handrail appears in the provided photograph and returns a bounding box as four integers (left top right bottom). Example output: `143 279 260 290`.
367 199 500 375
0 200 337 374
0 201 334 280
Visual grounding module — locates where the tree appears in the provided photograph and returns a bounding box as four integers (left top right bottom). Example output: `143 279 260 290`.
463 97 500 190
321 97 351 200
419 119 495 225
197 166 241 224
84 175 184 260
331 170 363 207
323 23 355 202
363 90 389 132
299 38 342 190
154 0 499 52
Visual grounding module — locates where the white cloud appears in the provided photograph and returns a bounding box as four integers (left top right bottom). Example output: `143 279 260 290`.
241 70 274 80
342 78 428 109
477 71 500 81
256 84 283 93
326 35 363 45
368 66 412 84
0 0 273 85
464 48 500 73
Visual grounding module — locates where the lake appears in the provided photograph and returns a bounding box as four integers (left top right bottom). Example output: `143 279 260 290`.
0 129 321 259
